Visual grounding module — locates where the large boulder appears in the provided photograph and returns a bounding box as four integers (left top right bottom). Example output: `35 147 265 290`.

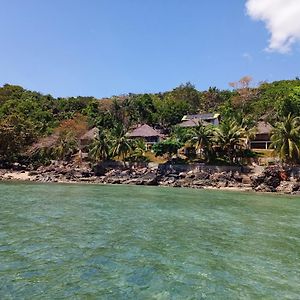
251 166 292 192
93 164 107 176
140 172 159 186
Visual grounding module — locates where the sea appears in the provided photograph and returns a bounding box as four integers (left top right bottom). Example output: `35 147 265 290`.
0 182 299 299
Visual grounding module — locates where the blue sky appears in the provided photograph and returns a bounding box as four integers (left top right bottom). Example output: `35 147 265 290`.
0 0 299 98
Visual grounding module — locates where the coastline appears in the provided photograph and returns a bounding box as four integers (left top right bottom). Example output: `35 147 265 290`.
0 171 256 195
1 166 298 195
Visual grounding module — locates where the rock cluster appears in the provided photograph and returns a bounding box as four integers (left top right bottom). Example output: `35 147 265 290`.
251 166 300 194
0 162 248 191
156 165 245 189
3 162 300 194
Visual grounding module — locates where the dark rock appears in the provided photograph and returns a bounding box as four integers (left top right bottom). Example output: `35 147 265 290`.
233 172 243 182
81 170 92 178
251 174 265 188
138 173 159 186
264 176 280 188
93 164 107 176
251 166 287 192
28 171 38 176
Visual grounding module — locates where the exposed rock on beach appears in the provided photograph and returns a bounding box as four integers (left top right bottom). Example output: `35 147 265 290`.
1 162 300 194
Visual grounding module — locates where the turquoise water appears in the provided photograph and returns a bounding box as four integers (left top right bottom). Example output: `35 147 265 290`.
0 183 299 299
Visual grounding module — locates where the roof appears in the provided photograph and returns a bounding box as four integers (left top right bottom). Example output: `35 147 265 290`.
127 124 162 138
256 121 273 134
28 133 59 154
80 127 99 141
181 113 220 121
178 119 210 127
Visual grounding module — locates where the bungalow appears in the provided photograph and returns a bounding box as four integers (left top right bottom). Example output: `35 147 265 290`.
179 113 220 127
79 127 99 148
250 121 273 150
126 124 163 148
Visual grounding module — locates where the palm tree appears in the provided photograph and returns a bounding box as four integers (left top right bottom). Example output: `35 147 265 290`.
54 131 78 160
89 130 111 163
190 124 213 161
172 126 194 144
270 114 300 164
128 139 148 162
111 123 134 164
213 120 246 164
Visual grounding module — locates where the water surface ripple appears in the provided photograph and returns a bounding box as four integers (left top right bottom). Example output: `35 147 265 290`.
0 183 299 299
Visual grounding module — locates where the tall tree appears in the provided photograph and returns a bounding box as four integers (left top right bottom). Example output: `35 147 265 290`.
270 114 300 164
154 94 190 129
29 114 88 161
111 123 134 163
278 86 300 117
190 124 214 161
201 87 232 112
229 76 259 114
128 94 157 125
169 82 201 110
89 129 111 162
214 120 246 164
0 114 36 163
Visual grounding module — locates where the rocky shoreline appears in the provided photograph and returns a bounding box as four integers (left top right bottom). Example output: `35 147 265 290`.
1 163 300 195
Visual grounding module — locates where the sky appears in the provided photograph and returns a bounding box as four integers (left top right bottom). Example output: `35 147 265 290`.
0 0 299 98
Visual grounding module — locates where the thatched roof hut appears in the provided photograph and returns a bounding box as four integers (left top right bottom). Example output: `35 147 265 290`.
127 124 162 138
80 127 99 142
250 121 273 149
27 133 60 154
256 121 273 135
79 127 99 148
29 127 100 153
126 124 163 144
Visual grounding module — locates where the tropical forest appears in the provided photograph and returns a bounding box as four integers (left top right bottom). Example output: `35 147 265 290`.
1 76 300 169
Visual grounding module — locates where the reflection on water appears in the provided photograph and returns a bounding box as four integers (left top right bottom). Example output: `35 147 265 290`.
0 182 299 299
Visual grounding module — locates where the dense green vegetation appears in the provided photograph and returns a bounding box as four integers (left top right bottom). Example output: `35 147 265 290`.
1 77 300 167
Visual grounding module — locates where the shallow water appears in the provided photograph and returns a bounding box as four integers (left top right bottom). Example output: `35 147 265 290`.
0 182 299 299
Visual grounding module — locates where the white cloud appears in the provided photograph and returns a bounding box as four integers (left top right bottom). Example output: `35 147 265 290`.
246 0 300 53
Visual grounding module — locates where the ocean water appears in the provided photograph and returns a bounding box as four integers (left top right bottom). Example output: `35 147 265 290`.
0 182 299 299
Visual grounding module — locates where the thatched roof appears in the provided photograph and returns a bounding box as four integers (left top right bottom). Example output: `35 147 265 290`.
80 127 99 141
256 121 273 134
28 127 97 155
178 119 210 127
27 133 60 154
127 124 162 138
